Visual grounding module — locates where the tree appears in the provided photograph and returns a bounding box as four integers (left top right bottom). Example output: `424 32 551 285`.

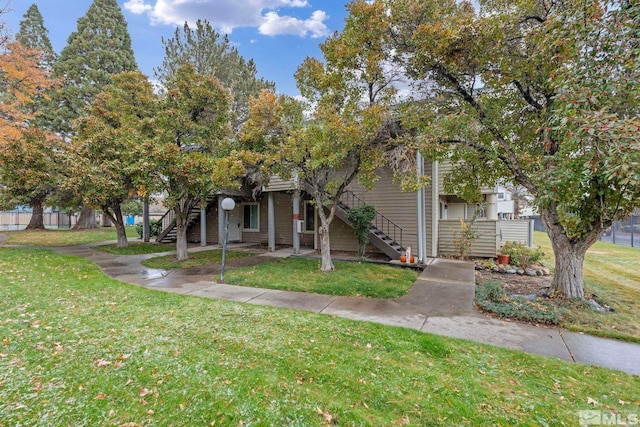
16 4 56 70
388 0 640 298
68 71 157 247
0 42 61 229
49 0 137 229
154 64 243 261
0 1 9 48
244 0 402 272
155 19 275 131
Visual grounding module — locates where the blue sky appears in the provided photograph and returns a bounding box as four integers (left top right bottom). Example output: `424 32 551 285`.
4 0 350 96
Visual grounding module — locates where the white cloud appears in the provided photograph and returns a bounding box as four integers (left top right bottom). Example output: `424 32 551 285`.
123 0 153 14
259 10 329 38
124 0 329 38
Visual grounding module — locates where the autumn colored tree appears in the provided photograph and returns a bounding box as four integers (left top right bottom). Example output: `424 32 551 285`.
155 19 275 131
388 0 640 298
68 71 157 247
48 0 137 229
0 41 60 229
154 64 243 261
244 0 401 272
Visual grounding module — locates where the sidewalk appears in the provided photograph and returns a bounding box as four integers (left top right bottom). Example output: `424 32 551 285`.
49 243 640 377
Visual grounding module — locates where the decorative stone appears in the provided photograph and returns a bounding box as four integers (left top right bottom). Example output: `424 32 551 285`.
516 269 525 275
539 267 551 276
506 269 517 274
525 268 538 276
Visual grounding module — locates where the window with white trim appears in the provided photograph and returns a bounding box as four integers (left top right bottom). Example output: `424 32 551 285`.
242 203 259 231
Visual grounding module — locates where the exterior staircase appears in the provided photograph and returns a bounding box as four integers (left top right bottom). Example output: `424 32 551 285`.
335 190 405 259
156 194 217 243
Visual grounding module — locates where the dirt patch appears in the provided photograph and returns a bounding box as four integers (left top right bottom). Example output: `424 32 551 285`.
475 269 553 297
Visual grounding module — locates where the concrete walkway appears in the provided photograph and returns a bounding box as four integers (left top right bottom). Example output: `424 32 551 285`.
28 242 640 377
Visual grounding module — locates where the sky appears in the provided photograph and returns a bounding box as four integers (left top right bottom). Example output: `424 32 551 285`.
3 0 350 96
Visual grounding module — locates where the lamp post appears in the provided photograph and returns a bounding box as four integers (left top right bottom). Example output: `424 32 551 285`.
220 197 235 282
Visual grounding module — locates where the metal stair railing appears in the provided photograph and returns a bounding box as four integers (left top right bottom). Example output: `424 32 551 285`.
338 190 404 250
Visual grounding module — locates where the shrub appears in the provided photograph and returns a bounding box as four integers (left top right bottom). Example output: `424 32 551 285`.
452 218 479 259
135 219 162 239
500 241 544 268
345 204 376 258
476 281 562 325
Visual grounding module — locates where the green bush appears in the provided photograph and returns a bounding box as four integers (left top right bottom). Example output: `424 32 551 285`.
476 281 562 325
135 219 162 239
500 241 544 268
345 204 376 258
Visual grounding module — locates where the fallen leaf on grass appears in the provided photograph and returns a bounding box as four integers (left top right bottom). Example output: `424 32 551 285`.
587 397 599 405
96 359 112 367
94 392 107 400
139 388 151 397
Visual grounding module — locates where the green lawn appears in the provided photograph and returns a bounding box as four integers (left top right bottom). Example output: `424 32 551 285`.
1 226 138 246
93 241 176 255
534 232 640 342
1 247 638 426
226 258 418 299
141 249 254 269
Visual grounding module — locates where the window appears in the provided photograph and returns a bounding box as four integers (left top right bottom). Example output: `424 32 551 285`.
243 203 259 231
498 192 505 200
304 201 315 232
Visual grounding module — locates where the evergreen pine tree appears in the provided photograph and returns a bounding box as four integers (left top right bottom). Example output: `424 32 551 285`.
155 19 274 130
16 4 56 70
51 0 137 229
52 0 137 135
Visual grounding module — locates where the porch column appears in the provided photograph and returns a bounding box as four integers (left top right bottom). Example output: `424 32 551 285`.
486 193 498 220
218 197 225 246
416 152 427 263
200 206 207 246
143 197 150 242
268 192 275 252
292 190 300 254
431 161 439 257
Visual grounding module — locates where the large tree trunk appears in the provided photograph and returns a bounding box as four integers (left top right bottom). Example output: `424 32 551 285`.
102 203 128 248
540 206 604 299
25 198 46 230
550 241 586 299
175 205 189 261
318 222 335 272
73 206 97 230
317 203 335 272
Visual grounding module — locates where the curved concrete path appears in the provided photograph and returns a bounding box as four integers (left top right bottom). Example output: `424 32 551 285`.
11 241 640 377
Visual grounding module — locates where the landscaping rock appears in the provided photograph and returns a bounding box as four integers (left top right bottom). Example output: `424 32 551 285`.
506 269 517 274
525 268 538 276
587 299 607 313
539 267 551 276
516 269 525 275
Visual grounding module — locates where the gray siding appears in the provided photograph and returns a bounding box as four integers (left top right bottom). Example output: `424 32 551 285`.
499 220 532 246
438 219 499 258
345 164 434 257
262 175 296 192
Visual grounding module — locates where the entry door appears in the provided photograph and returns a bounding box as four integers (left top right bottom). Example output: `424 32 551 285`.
227 207 242 242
